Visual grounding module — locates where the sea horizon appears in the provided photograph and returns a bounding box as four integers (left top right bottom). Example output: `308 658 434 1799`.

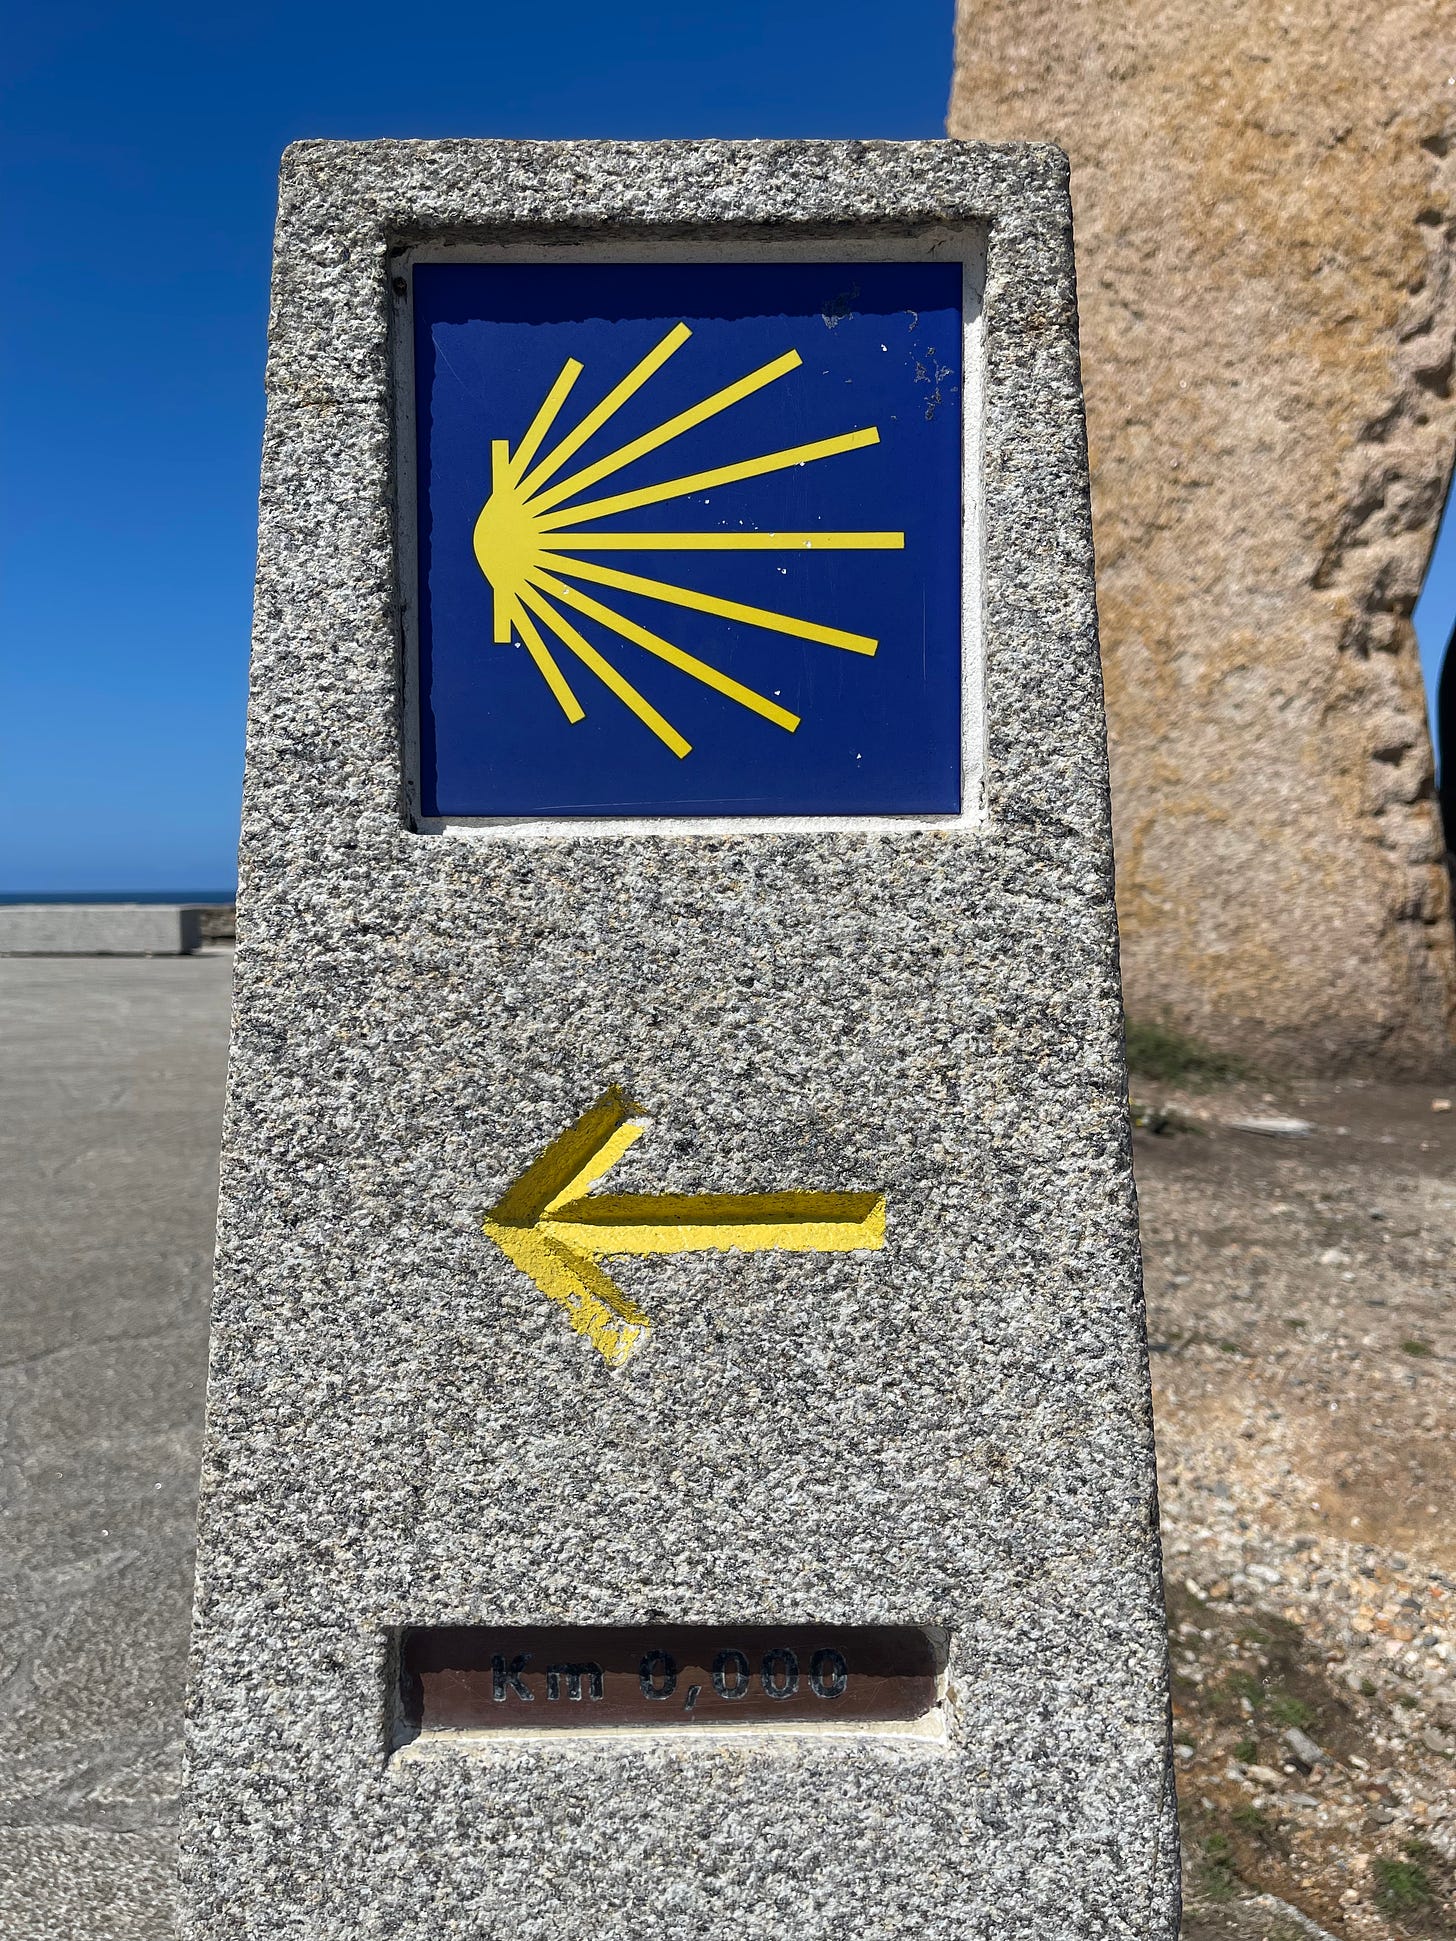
0 890 236 906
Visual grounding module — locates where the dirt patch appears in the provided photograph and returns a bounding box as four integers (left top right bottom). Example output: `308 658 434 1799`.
1134 1075 1456 1939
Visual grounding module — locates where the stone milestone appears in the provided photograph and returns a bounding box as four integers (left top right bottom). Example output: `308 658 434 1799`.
178 140 1177 1941
952 0 1456 1073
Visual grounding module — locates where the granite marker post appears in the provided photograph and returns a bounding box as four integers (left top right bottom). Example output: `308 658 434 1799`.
179 140 1178 1941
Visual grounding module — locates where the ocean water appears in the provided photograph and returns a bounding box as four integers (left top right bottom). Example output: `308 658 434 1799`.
0 891 235 905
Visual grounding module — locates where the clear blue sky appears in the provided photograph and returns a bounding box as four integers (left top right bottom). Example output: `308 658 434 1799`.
5 5 1455 892
1 1 956 893
1416 487 1456 772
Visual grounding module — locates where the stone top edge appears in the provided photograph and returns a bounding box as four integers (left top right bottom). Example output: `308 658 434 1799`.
271 137 1072 230
279 136 1066 164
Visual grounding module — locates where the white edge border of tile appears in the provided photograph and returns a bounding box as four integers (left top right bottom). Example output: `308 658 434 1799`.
390 229 988 843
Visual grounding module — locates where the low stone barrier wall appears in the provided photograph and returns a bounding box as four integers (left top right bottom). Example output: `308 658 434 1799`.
0 905 204 955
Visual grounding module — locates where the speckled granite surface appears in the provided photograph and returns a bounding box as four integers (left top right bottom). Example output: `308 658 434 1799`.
178 140 1177 1940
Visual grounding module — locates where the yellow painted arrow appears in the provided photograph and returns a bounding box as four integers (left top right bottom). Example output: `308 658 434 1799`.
483 1086 885 1367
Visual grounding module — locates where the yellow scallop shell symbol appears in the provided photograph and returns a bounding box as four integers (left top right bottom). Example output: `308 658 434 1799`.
471 323 905 756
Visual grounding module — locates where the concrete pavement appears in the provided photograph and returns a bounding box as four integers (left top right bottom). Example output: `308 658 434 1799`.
0 955 232 1940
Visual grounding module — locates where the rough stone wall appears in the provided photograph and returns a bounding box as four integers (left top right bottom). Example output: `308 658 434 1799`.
951 0 1456 1072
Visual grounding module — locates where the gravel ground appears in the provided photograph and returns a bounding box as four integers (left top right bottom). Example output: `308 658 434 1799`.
1135 1077 1456 1941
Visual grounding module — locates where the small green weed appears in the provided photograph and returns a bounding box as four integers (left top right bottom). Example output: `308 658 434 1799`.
1373 1854 1432 1914
1234 1737 1258 1762
1199 1832 1237 1903
1211 1670 1262 1717
1401 1340 1434 1358
1125 1017 1247 1087
1359 1677 1378 1697
1232 1803 1274 1842
1268 1692 1312 1728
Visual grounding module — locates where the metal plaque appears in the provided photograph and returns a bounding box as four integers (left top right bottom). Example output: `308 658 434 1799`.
400 1624 944 1734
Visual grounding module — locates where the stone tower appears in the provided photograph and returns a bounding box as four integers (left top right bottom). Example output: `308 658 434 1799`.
951 0 1456 1071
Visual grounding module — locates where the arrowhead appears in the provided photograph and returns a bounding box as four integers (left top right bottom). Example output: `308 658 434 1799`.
482 1220 650 1369
483 1087 651 1367
484 1085 886 1368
